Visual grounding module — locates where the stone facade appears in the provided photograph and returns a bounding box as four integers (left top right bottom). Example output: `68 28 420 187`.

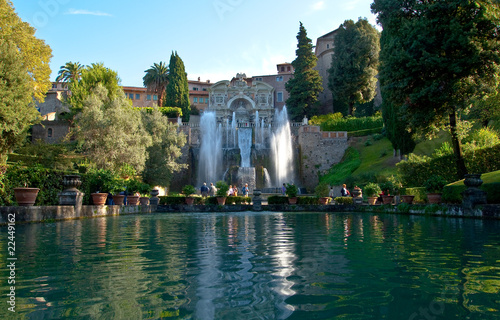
32 120 71 143
298 126 348 190
314 29 337 113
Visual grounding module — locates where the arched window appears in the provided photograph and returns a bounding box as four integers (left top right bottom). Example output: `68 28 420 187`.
47 128 53 138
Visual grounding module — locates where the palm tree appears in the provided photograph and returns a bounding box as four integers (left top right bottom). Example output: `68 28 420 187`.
55 61 84 87
143 61 169 107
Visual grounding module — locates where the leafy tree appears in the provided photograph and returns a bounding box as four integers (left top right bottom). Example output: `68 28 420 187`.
165 52 191 122
0 40 40 163
76 84 152 174
67 63 122 114
328 18 380 116
143 61 169 108
140 107 187 187
0 0 52 103
372 0 500 180
56 61 83 87
469 82 500 127
285 22 323 121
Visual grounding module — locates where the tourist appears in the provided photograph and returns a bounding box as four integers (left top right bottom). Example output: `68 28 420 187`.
234 186 238 196
341 184 350 197
282 183 286 195
200 182 209 197
228 185 234 196
329 186 334 198
209 183 217 197
242 183 249 197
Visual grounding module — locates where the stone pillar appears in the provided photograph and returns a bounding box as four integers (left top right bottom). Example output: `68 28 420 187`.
252 189 262 211
149 189 160 206
462 174 487 209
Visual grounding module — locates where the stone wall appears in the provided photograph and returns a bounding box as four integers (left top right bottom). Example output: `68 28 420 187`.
32 120 71 144
298 126 349 190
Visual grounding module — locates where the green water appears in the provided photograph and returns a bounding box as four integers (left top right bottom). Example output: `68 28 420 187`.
1 212 499 319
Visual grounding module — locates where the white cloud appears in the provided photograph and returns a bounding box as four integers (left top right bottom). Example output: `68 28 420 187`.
65 9 112 17
312 1 325 11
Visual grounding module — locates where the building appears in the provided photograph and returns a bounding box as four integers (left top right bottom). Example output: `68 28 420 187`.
188 77 211 112
122 86 158 108
251 62 294 110
314 29 338 113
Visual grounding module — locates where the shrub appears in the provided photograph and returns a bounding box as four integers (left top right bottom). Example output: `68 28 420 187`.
182 185 197 196
321 115 383 132
363 182 382 197
285 183 298 197
268 196 288 204
297 196 320 205
205 196 218 205
215 181 229 197
334 196 353 205
424 176 447 193
314 182 330 197
159 196 185 205
400 187 427 203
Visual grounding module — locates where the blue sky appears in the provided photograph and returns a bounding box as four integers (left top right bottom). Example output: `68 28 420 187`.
13 0 379 87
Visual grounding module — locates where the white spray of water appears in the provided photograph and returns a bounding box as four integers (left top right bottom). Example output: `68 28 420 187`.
198 112 223 185
270 106 294 186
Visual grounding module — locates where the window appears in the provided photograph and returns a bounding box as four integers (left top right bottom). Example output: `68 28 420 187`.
281 66 285 72
136 94 140 100
287 66 291 71
146 94 151 101
194 97 198 103
192 87 199 91
129 93 134 99
276 76 283 82
202 88 207 91
47 128 53 138
277 92 283 102
153 95 158 101
327 44 330 49
254 77 262 81
205 98 209 103
52 83 57 89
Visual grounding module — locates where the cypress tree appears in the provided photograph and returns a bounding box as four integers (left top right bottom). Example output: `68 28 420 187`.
165 52 191 122
285 22 323 121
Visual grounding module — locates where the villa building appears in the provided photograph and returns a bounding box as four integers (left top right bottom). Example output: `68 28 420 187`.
251 62 294 111
314 29 338 113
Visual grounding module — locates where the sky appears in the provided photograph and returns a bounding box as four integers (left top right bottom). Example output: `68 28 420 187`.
12 0 380 87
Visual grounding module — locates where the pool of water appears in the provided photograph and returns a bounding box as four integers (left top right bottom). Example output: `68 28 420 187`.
1 212 499 319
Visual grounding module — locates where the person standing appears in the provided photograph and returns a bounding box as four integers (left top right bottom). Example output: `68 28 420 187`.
242 183 249 197
228 185 234 196
341 184 350 197
282 183 286 195
209 183 217 197
200 182 209 197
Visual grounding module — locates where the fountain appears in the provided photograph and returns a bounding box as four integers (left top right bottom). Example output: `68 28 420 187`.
270 106 294 187
197 112 223 185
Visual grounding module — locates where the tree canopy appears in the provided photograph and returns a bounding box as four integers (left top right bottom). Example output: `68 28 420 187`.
165 52 191 122
143 61 169 108
56 61 83 87
328 18 380 116
285 22 323 121
372 0 500 179
76 84 152 174
0 0 52 103
67 63 122 114
141 107 187 187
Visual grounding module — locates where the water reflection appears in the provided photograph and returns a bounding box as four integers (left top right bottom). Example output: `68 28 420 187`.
0 212 499 319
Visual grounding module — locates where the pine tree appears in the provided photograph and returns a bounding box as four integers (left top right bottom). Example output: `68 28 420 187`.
165 52 191 122
285 22 323 121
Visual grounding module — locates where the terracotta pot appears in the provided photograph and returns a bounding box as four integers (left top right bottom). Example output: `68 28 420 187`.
382 195 394 204
139 197 149 205
14 188 40 206
112 194 125 205
288 197 298 204
319 197 330 205
367 196 378 205
185 196 195 205
216 196 226 205
401 195 415 204
427 193 442 204
91 193 108 206
127 195 140 206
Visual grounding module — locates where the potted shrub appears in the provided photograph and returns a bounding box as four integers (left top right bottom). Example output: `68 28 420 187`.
137 182 151 205
182 184 197 205
215 181 229 205
379 181 395 204
125 179 143 206
364 182 382 205
285 183 298 204
314 182 330 205
424 176 447 204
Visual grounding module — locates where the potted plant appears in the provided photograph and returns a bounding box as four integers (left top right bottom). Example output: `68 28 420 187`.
424 175 446 204
182 184 197 205
286 183 298 204
379 181 395 204
314 182 330 205
215 181 229 205
125 179 145 206
364 182 382 205
137 182 151 205
13 182 40 206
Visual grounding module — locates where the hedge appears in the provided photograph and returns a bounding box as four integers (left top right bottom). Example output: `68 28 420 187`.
397 144 500 187
347 127 383 137
334 196 353 205
321 115 383 132
400 187 427 204
268 196 288 204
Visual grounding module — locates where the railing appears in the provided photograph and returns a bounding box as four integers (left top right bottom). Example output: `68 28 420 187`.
179 122 304 128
